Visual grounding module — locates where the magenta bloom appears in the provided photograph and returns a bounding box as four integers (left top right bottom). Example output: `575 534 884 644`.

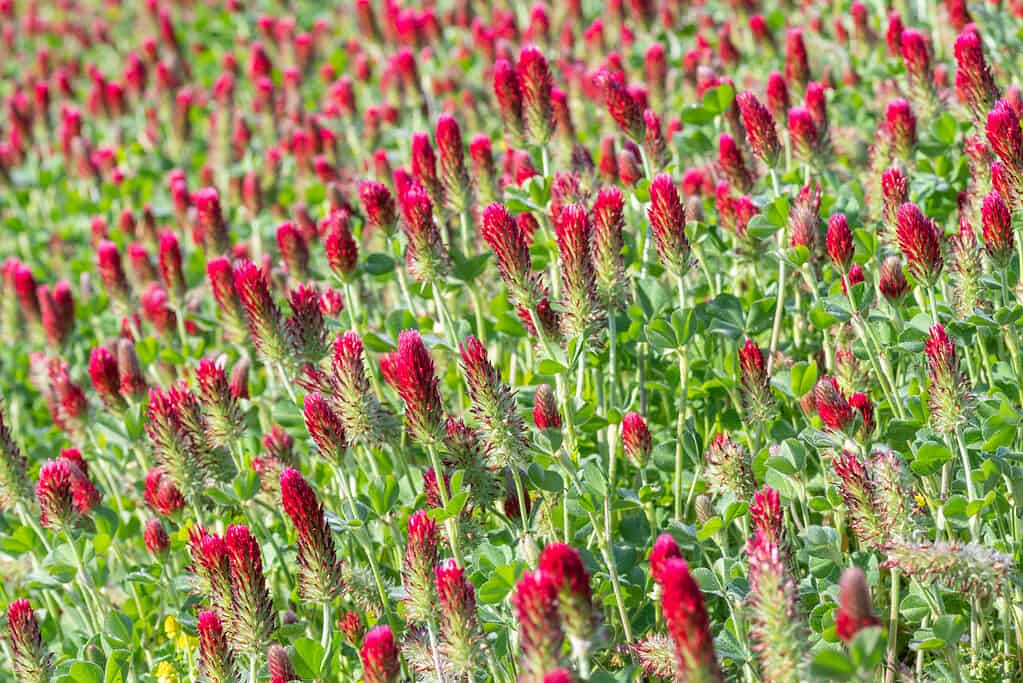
647 174 690 275
360 625 400 683
622 412 652 465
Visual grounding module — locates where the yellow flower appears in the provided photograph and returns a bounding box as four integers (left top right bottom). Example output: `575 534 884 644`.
164 615 180 639
175 633 197 652
155 661 177 683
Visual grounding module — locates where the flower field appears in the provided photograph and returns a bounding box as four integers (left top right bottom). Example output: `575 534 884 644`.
3 0 1023 681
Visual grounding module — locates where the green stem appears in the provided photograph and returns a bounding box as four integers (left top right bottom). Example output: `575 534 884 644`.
885 569 901 683
426 444 465 566
510 466 530 535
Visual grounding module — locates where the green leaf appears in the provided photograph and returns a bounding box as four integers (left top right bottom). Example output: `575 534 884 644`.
363 252 395 275
104 651 127 683
67 661 104 683
933 614 967 645
701 82 735 115
790 360 818 397
679 105 715 125
910 442 953 476
809 649 855 680
696 516 723 540
645 317 677 351
291 638 326 679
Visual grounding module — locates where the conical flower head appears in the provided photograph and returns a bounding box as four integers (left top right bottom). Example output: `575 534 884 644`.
434 559 484 676
144 466 186 516
512 569 564 680
285 283 329 363
361 625 400 683
331 332 396 446
749 487 785 552
403 509 439 623
598 70 643 142
738 338 774 423
280 467 343 602
954 30 999 124
0 403 29 510
981 191 1015 267
325 219 359 281
553 204 600 341
399 183 449 283
539 543 598 658
493 59 525 143
195 358 243 446
896 203 943 287
88 346 125 411
459 335 529 468
97 240 132 305
884 99 916 159
591 187 626 306
704 433 756 500
303 392 347 463
659 557 723 681
737 91 781 167
36 460 83 529
233 259 287 363
436 114 472 213
746 531 808 681
144 517 170 556
647 174 690 275
880 167 909 227
882 540 1013 602
188 525 232 612
197 610 239 683
395 330 445 445
268 644 298 683
359 179 397 234
207 257 246 339
224 524 275 652
787 106 818 164
833 450 888 547
718 133 753 193
622 412 652 466
6 599 52 683
814 376 855 432
925 324 974 433
826 214 854 269
517 46 554 145
985 100 1023 207
649 533 682 584
481 203 539 307
531 384 561 431
900 29 938 116
834 566 880 642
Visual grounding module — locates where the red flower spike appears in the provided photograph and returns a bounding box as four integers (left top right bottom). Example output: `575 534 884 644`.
6 599 52 683
879 256 910 303
223 524 275 652
835 566 880 642
517 46 554 146
954 30 999 124
97 239 131 304
193 187 231 256
481 203 539 309
884 99 916 159
360 625 400 683
785 28 810 90
826 214 855 269
233 259 287 363
436 114 471 213
981 191 1015 267
197 610 239 683
622 412 652 466
814 376 855 432
512 569 564 680
88 346 125 410
492 59 525 143
302 392 347 462
276 222 310 281
737 91 781 167
718 133 753 194
598 69 644 142
403 509 439 622
144 517 170 556
394 330 445 445
766 72 790 123
647 173 691 275
268 643 298 683
787 106 818 164
750 486 784 543
279 467 343 602
650 533 682 584
896 202 944 286
533 384 561 430
659 557 723 681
